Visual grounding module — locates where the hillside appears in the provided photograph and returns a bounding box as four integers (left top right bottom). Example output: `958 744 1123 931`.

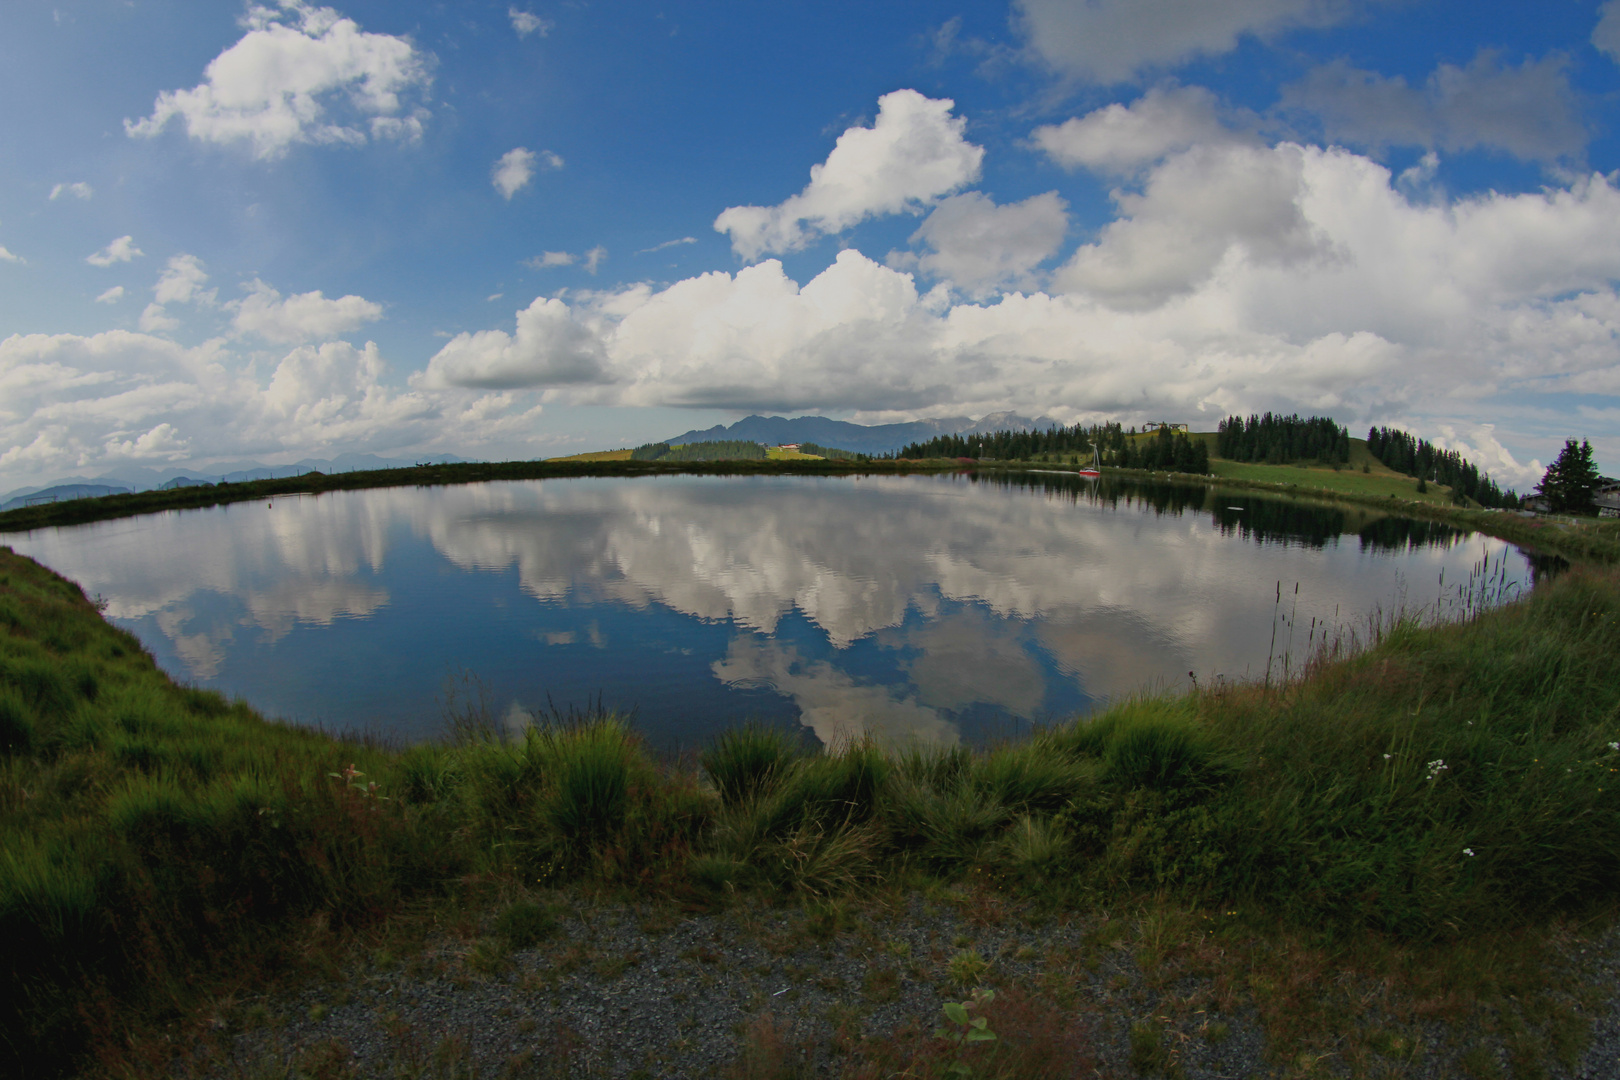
1200 434 1469 506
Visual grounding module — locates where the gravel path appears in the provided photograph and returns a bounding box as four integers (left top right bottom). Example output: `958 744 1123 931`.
184 894 1620 1079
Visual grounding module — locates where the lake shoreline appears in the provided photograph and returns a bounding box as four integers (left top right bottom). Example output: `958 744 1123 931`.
5 455 1616 567
4 539 1620 1075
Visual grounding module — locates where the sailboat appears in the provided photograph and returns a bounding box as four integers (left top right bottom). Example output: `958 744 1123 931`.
1076 445 1102 478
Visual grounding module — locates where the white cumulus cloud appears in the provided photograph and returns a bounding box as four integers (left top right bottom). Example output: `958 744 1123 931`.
1053 142 1324 309
493 148 561 198
125 0 431 160
1032 85 1246 173
229 279 384 343
493 148 536 199
95 286 126 304
889 191 1070 297
417 297 610 389
105 422 191 462
136 255 215 334
139 304 181 334
153 254 214 306
86 235 144 267
714 90 984 260
50 182 93 200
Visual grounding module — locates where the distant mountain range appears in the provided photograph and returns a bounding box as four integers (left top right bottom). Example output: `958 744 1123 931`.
0 452 469 512
662 412 1065 455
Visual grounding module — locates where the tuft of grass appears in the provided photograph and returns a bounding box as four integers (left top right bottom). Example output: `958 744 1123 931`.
1044 698 1229 791
495 899 558 948
947 948 990 988
702 724 799 808
997 815 1069 881
881 773 1007 870
1128 1020 1178 1076
974 742 1097 812
534 718 637 838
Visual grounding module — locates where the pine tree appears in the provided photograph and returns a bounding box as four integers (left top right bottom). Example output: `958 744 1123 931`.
1536 439 1600 514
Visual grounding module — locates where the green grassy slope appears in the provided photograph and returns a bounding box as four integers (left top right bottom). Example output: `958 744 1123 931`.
1204 436 1461 505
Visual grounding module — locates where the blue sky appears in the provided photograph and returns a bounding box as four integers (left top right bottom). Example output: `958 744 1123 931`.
4 0 1620 491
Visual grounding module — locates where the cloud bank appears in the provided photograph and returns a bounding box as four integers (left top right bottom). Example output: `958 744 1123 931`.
1281 51 1587 162
424 118 1620 486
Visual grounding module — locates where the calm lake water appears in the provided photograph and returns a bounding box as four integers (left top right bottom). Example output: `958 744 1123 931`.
3 473 1544 749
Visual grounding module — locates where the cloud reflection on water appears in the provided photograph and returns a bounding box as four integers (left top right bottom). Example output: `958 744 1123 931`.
4 473 1534 745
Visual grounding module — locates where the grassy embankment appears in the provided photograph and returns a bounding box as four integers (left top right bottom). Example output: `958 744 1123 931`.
5 525 1620 1074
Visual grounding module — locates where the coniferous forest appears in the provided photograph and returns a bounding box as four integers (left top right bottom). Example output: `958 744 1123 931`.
1366 427 1519 508
895 422 1210 473
1216 413 1350 464
798 442 864 461
629 440 768 462
896 424 1100 461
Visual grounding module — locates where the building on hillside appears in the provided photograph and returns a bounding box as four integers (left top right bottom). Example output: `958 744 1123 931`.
1143 422 1189 433
1522 478 1620 516
1597 477 1620 518
777 444 801 451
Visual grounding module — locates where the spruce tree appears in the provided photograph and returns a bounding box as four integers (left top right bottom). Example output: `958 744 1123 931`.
1536 439 1600 514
